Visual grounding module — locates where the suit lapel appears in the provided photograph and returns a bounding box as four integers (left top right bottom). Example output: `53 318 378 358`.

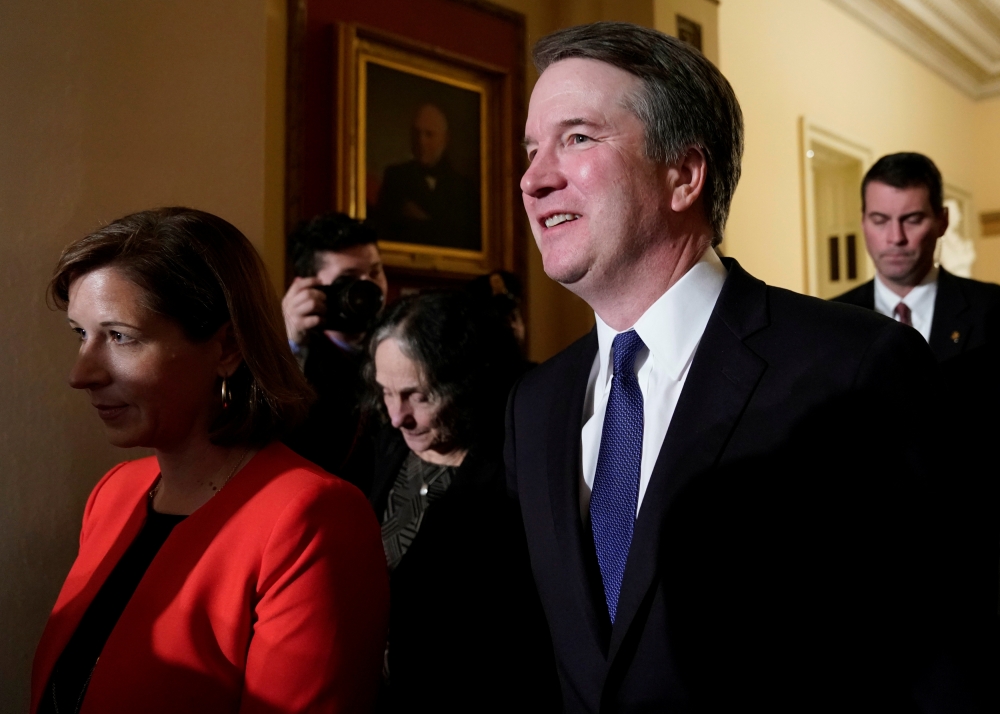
929 269 972 360
608 260 769 661
859 280 875 309
546 330 607 647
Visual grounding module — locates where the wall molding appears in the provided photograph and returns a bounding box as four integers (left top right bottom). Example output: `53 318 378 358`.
827 0 1000 99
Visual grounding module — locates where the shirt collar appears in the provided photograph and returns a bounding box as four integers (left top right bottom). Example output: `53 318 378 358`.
874 265 939 313
594 247 728 385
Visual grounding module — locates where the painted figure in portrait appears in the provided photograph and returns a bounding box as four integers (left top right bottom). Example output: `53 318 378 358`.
365 63 482 252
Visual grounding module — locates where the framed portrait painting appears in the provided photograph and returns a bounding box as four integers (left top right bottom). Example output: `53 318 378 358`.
337 24 514 276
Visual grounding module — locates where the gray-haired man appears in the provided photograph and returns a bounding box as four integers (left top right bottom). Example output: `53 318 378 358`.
506 22 968 712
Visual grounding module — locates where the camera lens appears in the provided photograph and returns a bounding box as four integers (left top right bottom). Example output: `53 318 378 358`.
319 277 385 334
342 280 384 318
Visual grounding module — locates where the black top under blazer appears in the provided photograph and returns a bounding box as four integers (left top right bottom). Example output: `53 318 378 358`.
370 427 558 713
505 258 961 713
833 268 1000 361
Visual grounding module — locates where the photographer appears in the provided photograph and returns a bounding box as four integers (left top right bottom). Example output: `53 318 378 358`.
282 213 388 492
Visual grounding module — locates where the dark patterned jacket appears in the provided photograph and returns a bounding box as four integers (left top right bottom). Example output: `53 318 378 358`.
370 427 558 713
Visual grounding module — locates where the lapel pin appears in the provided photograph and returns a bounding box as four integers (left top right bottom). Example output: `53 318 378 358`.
951 330 960 343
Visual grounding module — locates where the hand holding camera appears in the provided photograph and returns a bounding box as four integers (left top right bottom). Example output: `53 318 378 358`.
283 276 385 347
282 276 326 346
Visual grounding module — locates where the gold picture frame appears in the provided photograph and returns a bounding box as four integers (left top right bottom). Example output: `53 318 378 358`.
337 23 513 276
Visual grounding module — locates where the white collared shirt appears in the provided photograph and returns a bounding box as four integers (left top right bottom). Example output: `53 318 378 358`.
873 267 938 343
579 247 728 521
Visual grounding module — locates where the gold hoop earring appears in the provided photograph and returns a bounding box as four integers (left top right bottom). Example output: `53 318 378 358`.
221 377 232 410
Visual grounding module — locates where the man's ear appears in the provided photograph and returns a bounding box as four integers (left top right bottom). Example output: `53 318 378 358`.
937 204 950 239
214 322 244 377
668 146 708 213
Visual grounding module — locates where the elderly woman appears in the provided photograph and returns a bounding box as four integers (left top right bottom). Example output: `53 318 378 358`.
364 291 557 712
32 208 388 714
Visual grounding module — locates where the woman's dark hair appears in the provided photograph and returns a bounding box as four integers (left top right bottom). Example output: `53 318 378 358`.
362 291 524 452
49 207 312 445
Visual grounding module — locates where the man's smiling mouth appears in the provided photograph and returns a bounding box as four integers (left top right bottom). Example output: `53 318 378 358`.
544 213 581 228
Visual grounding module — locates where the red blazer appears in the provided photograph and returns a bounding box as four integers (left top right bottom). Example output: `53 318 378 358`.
32 442 389 714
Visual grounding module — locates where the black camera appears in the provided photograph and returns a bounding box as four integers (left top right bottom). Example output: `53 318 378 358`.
317 276 385 334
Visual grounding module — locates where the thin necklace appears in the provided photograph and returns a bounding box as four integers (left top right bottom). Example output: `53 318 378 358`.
57 447 252 713
148 444 252 503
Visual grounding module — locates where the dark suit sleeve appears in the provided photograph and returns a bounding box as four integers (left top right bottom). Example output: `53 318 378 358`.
979 283 1000 345
501 378 562 710
796 323 999 711
663 319 953 708
830 280 875 308
503 378 521 502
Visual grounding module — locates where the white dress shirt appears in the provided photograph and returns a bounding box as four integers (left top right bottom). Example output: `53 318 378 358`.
579 247 728 521
873 267 938 343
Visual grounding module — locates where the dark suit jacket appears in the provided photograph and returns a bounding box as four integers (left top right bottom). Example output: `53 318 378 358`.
373 158 480 250
283 332 375 492
939 343 1000 615
833 269 1000 361
506 258 953 713
370 428 558 713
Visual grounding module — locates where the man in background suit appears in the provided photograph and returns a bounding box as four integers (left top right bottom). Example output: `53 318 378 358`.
835 152 1000 361
281 214 387 492
507 22 975 712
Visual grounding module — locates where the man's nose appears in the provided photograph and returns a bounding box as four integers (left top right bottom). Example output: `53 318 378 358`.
68 342 110 391
889 220 908 245
520 145 565 198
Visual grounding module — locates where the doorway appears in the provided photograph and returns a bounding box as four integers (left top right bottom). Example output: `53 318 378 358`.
800 119 873 299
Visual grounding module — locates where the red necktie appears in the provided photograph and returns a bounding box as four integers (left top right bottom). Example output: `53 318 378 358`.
894 302 912 327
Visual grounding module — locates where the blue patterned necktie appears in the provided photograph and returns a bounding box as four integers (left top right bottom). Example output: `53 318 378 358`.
590 330 646 623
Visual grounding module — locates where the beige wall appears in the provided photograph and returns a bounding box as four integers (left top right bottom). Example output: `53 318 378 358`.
655 0 719 65
492 0 597 363
719 0 999 292
972 96 1000 283
0 0 284 707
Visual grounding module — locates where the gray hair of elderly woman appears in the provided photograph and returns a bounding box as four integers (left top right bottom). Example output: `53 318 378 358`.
533 21 744 246
362 290 522 452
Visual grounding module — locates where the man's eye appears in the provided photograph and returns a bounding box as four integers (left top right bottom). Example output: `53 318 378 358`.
72 327 86 341
571 134 590 144
526 149 537 163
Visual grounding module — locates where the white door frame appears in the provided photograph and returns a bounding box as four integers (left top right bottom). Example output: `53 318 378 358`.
799 117 874 297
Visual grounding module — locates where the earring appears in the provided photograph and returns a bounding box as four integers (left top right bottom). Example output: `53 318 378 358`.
221 377 232 410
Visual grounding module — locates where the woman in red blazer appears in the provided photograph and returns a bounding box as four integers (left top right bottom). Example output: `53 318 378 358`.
32 208 389 714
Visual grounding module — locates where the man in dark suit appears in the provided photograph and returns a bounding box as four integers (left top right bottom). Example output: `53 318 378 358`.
281 213 387 492
373 103 480 251
508 22 976 712
834 152 1000 361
